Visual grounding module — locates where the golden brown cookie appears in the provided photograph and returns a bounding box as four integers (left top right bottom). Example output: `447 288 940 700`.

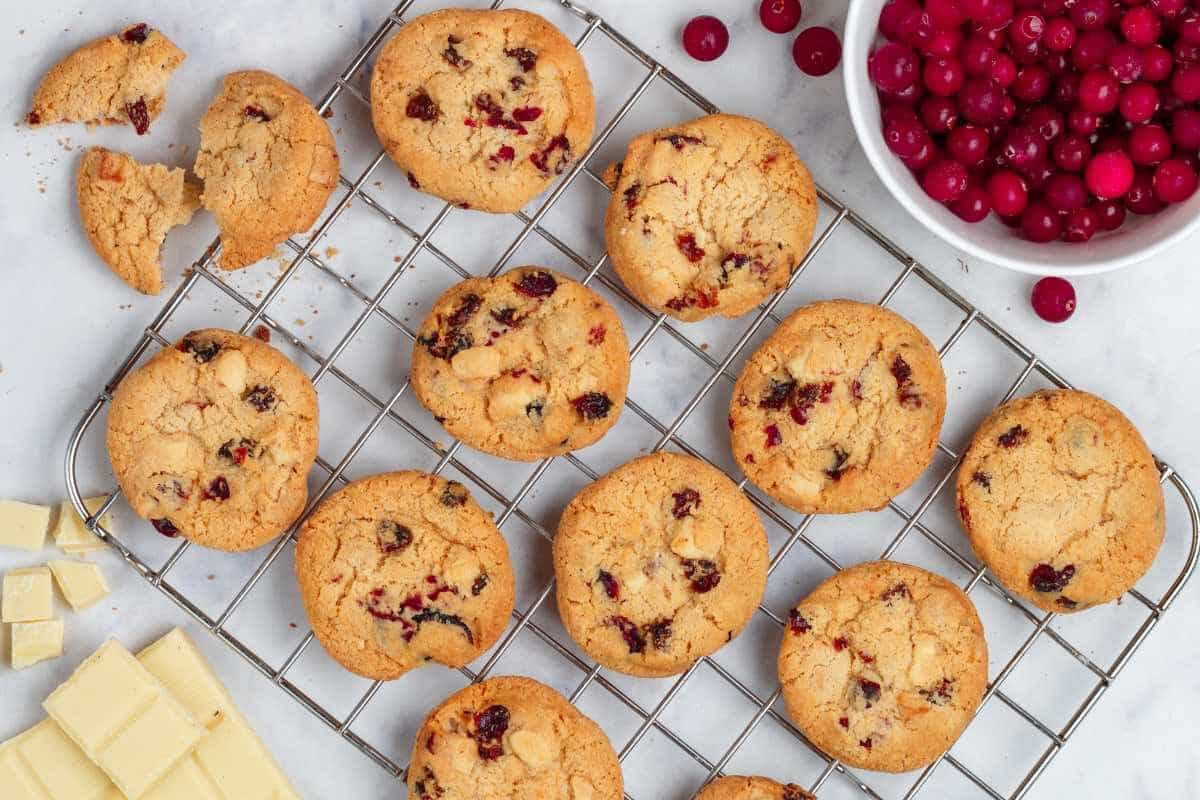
603 114 818 321
410 267 629 461
956 389 1165 613
407 676 623 800
778 561 988 773
553 453 768 677
106 329 319 551
295 471 515 681
194 70 339 270
730 300 946 514
76 147 200 294
695 776 815 800
27 23 185 134
370 8 595 212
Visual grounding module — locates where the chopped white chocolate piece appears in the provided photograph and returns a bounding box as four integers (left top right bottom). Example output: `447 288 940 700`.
43 640 207 799
12 620 65 670
0 500 52 552
0 719 117 799
52 497 112 553
48 560 110 611
3 567 54 623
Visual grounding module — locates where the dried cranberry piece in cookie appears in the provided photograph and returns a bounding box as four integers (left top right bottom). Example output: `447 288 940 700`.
411 608 474 643
676 233 706 262
442 35 472 69
764 424 782 448
681 559 721 592
646 618 672 649
825 446 850 480
596 570 620 599
125 97 150 135
891 354 923 408
759 378 796 410
610 615 646 653
243 105 270 122
151 518 179 537
439 482 468 507
657 133 704 149
177 336 221 363
880 583 910 602
488 145 516 168
512 106 542 122
998 425 1029 447
572 392 613 420
377 520 413 553
783 786 815 800
530 135 571 174
406 89 439 121
471 573 489 596
671 488 701 518
216 438 256 465
505 47 538 72
971 471 992 490
587 325 607 345
1029 563 1075 593
202 477 230 501
121 23 149 43
242 385 277 412
858 678 882 705
788 608 812 634
514 270 557 298
920 677 955 705
473 704 510 759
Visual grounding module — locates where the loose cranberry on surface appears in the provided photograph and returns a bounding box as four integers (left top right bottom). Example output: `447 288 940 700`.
794 27 843 76
760 0 803 34
682 15 729 62
1031 277 1077 322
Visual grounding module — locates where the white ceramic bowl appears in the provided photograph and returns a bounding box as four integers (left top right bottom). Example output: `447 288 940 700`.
843 0 1200 275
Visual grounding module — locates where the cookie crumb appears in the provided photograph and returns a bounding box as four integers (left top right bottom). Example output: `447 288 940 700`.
253 325 271 343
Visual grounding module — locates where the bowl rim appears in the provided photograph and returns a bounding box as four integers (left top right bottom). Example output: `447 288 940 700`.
841 0 1200 277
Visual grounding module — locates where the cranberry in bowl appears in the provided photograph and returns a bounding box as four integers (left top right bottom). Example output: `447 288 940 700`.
843 0 1200 275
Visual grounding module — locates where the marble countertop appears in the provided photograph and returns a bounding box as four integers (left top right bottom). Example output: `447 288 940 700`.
1 1 1197 798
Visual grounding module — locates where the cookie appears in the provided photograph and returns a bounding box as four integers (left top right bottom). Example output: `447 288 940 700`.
730 300 946 515
553 452 768 677
602 114 818 321
410 267 629 461
778 561 988 773
27 23 185 134
407 675 622 800
106 329 319 552
956 389 1165 613
194 70 339 270
295 471 515 681
76 147 201 294
695 776 815 800
370 8 595 213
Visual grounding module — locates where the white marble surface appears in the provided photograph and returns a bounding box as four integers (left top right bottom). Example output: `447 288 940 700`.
1 0 1198 798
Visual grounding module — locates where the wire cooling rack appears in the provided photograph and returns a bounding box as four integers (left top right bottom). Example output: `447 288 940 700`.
64 1 1200 798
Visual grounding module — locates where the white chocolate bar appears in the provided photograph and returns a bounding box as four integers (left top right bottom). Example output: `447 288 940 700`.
47 560 110 610
11 620 64 670
2 567 53 623
0 719 121 800
52 497 111 554
0 500 52 552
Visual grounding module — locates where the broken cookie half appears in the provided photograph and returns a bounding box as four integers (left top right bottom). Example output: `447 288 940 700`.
76 147 201 294
27 23 185 135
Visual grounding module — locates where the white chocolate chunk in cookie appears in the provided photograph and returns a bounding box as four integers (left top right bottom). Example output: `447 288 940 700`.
452 347 502 380
669 516 723 560
211 350 248 395
508 728 555 768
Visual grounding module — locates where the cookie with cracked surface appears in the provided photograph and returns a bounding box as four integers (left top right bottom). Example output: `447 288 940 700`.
408 675 622 800
194 70 339 270
76 147 200 294
553 452 768 677
295 471 515 681
956 389 1165 614
370 8 595 213
730 300 946 515
602 114 818 321
410 267 629 461
778 561 988 773
27 23 185 134
106 328 318 551
695 776 815 800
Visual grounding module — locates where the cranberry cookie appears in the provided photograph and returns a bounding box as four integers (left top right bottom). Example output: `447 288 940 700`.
295 471 515 681
106 329 319 551
553 452 768 677
956 389 1165 614
730 300 946 515
408 676 622 800
27 23 184 134
76 147 201 294
194 70 339 270
778 561 988 773
370 8 595 212
695 776 815 800
411 267 629 461
603 114 818 321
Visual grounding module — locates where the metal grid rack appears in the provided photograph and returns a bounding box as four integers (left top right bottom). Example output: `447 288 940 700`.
63 1 1199 798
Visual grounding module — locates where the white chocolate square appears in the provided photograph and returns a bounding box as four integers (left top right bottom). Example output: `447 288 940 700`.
52 497 111 553
0 719 113 799
0 500 52 552
47 560 109 610
11 620 64 670
3 567 53 623
96 696 208 798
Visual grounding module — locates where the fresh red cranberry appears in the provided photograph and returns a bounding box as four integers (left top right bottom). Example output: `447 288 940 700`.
1031 277 1077 321
1108 43 1145 84
1119 81 1160 122
1044 172 1088 211
1153 158 1199 201
953 185 993 220
1052 134 1092 171
1073 29 1118 70
922 160 969 201
926 27 965 57
1011 10 1046 47
870 43 920 92
988 170 1030 215
1129 124 1172 164
1172 109 1200 148
1096 198 1128 229
1021 201 1062 241
1085 150 1135 197
1067 107 1101 135
1024 104 1064 140
760 0 803 33
925 56 966 95
1078 68 1121 112
903 139 940 170
880 0 922 42
1071 0 1111 29
1062 206 1099 241
794 27 843 76
947 125 991 166
1126 167 1167 212
959 78 1007 123
1044 16 1077 50
1172 64 1200 100
1141 43 1173 81
1002 127 1048 172
885 115 933 157
682 15 729 61
1121 6 1162 45
961 36 999 76
990 52 1018 86
921 95 960 131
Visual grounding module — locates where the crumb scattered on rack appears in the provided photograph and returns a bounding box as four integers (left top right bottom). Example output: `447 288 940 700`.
322 108 334 119
324 246 339 259
254 325 271 343
393 256 402 262
700 343 709 351
373 181 384 189
289 622 298 629
295 318 306 327
206 574 215 581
